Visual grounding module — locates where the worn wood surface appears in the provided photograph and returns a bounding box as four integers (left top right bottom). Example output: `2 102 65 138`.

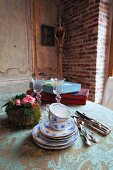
0 0 58 96
34 0 57 71
0 0 32 80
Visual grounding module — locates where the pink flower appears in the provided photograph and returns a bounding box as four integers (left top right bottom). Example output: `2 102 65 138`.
26 95 36 104
15 99 21 105
21 98 28 105
21 95 36 104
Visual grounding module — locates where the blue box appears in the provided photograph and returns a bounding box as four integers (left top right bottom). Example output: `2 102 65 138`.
43 81 81 94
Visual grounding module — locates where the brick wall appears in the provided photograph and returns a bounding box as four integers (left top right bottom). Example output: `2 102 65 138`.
61 0 111 102
96 0 112 103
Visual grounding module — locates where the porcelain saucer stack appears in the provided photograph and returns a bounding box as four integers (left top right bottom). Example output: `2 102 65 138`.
32 103 79 149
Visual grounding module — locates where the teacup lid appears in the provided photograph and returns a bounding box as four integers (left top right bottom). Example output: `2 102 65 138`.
49 103 71 119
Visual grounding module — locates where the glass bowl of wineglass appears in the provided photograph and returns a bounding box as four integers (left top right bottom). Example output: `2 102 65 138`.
51 78 65 103
32 79 44 105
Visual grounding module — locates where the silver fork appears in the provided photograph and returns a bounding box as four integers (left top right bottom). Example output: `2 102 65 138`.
87 131 99 143
79 123 91 146
80 121 98 143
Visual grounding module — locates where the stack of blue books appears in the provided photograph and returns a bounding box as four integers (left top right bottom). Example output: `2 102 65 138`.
43 81 81 94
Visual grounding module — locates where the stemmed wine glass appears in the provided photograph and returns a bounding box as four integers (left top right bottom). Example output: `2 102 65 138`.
32 79 44 105
51 78 65 103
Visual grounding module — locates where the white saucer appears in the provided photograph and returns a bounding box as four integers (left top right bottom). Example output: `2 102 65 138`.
41 131 75 142
33 139 75 150
32 123 79 149
40 119 77 139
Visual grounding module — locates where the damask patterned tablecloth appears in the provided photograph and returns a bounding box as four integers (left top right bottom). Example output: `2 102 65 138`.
0 101 113 170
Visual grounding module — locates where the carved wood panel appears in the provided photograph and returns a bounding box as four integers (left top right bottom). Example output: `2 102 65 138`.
0 0 32 80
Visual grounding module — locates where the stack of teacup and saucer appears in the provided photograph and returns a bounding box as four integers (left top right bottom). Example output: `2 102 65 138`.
32 103 79 149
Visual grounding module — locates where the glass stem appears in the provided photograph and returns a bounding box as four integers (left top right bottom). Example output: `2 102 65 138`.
56 94 61 103
36 93 41 106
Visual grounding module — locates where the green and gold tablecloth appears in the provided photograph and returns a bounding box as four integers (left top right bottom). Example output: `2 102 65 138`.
0 101 113 170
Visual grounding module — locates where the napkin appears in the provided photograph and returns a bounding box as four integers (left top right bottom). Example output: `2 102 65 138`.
26 88 89 105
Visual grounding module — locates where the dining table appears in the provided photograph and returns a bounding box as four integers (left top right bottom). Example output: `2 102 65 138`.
0 100 113 170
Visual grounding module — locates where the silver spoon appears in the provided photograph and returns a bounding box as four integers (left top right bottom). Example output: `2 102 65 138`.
79 123 91 146
81 122 98 143
88 131 99 143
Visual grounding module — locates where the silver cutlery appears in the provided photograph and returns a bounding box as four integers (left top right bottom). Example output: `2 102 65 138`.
88 132 98 143
79 123 91 146
80 121 98 143
72 116 98 145
76 111 111 135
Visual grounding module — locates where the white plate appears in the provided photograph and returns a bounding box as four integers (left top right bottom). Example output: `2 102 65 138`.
32 123 79 147
40 131 75 142
33 139 75 150
32 124 79 149
40 119 77 138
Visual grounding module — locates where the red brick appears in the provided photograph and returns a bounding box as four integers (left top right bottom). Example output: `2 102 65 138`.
61 0 110 103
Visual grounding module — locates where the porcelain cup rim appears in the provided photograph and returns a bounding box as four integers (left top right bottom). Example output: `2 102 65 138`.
46 103 71 119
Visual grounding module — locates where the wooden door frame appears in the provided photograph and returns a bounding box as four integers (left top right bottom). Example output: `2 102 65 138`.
108 1 113 76
28 0 37 74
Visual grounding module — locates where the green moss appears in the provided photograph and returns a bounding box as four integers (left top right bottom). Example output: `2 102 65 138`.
3 93 41 127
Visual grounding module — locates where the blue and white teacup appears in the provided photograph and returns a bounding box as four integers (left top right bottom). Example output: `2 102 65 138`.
46 103 71 131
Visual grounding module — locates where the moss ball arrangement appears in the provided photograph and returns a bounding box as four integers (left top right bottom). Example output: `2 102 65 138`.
3 94 41 127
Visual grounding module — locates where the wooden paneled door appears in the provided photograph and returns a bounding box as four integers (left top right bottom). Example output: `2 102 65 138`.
29 0 58 75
